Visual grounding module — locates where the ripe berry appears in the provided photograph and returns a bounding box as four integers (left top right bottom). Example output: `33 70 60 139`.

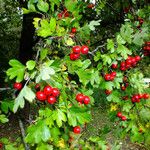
51 88 60 97
104 74 111 81
120 62 126 67
71 27 77 33
121 86 126 91
73 126 81 134
13 82 22 90
111 63 118 69
120 67 126 71
111 72 116 77
105 90 112 95
126 59 132 65
76 93 84 102
135 55 141 61
0 143 3 148
143 93 149 99
121 116 127 121
83 96 90 105
87 3 95 8
47 96 57 104
72 46 81 54
57 13 62 19
36 91 46 101
70 53 80 60
81 45 89 55
117 112 122 118
43 85 53 95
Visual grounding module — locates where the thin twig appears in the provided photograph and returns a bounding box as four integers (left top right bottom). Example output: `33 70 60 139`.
18 117 30 150
0 87 11 91
88 44 105 56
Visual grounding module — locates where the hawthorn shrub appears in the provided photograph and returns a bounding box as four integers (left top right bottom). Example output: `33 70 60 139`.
0 0 150 149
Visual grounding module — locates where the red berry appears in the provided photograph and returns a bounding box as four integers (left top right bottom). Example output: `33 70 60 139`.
76 93 84 102
71 27 77 33
104 74 111 81
123 76 128 82
143 93 149 99
120 62 126 67
105 90 112 95
87 3 95 8
13 82 22 90
111 72 116 77
72 46 81 54
83 96 90 105
143 46 150 51
51 88 60 97
111 63 118 69
81 45 89 55
131 97 137 103
117 112 122 118
43 85 53 95
47 96 57 104
36 91 46 101
121 116 127 121
73 126 81 134
126 59 132 65
58 13 62 19
70 53 80 60
120 67 126 71
135 55 141 61
131 57 136 64
145 41 150 45
139 19 144 24
121 86 126 91
0 143 3 148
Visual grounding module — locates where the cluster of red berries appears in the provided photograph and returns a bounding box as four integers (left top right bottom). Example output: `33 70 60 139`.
57 8 69 19
13 82 22 90
70 45 89 61
73 126 81 134
137 17 144 28
117 112 127 121
143 41 150 56
76 93 90 105
120 55 141 71
104 72 117 81
131 93 149 103
36 85 60 104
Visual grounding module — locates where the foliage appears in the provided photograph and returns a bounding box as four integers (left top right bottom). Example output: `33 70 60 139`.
1 0 150 149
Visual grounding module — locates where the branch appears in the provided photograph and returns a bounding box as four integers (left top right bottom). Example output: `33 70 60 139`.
0 87 11 91
88 44 105 56
18 117 30 150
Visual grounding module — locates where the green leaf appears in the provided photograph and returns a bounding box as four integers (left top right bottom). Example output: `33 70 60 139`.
67 107 91 126
36 143 53 150
76 69 93 85
116 44 132 59
1 100 14 113
36 65 55 82
82 59 91 69
0 114 9 123
65 0 78 12
25 120 51 144
116 34 126 44
52 109 67 127
101 54 112 65
40 48 48 60
37 0 49 13
133 28 148 46
13 86 35 113
107 39 115 53
50 127 61 145
107 91 121 102
120 23 133 44
88 20 101 31
26 60 36 70
27 2 36 12
6 59 25 82
49 17 56 32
